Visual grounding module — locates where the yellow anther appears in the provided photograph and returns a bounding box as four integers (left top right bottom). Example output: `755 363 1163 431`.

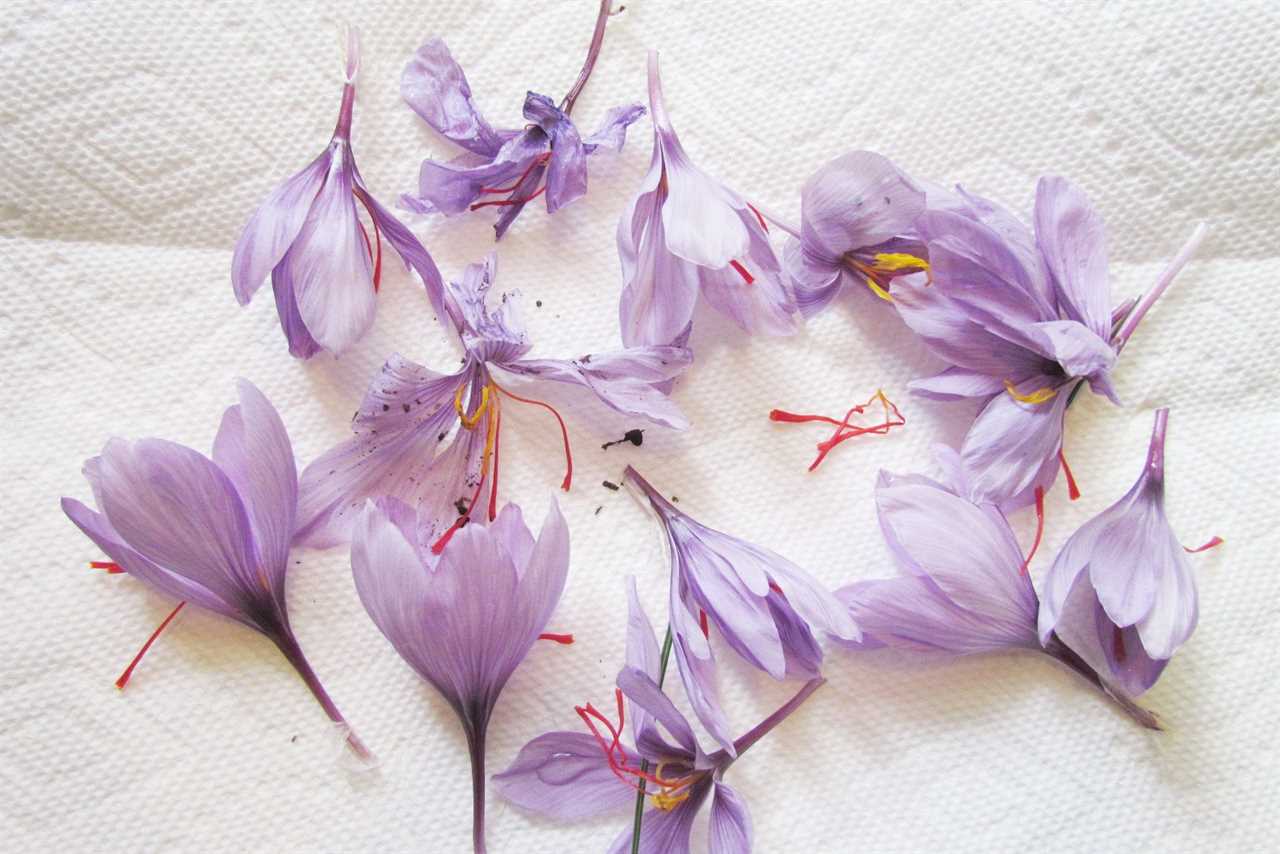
863 276 895 303
872 252 929 273
454 384 492 429
648 761 694 812
653 789 692 811
1003 380 1058 405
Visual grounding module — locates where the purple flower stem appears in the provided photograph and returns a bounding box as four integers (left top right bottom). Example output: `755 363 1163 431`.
1043 633 1161 730
731 677 826 756
333 83 355 140
1146 407 1169 482
466 722 488 854
561 0 615 116
274 632 372 760
1113 223 1208 352
628 624 674 854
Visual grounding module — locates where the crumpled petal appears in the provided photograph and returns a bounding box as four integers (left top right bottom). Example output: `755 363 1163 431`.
582 103 646 152
231 153 329 305
492 731 636 820
523 92 587 213
400 38 507 157
1034 175 1112 341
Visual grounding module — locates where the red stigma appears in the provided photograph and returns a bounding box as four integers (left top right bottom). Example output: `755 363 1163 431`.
1111 625 1127 663
493 382 573 491
1019 487 1045 576
90 561 125 574
769 390 906 471
1058 449 1081 500
729 260 754 284
354 192 384 292
538 632 575 644
115 601 186 690
698 609 709 638
746 202 768 232
478 152 551 195
470 185 548 211
1184 536 1224 554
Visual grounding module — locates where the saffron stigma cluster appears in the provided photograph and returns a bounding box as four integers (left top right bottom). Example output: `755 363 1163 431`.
55 2 1225 852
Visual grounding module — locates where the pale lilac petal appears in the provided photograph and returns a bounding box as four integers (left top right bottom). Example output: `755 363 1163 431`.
95 438 259 607
606 779 710 854
960 378 1071 511
401 38 505 156
617 666 700 759
1027 320 1116 380
282 155 376 354
799 150 925 261
625 576 662 681
582 103 646 152
660 160 750 268
783 238 844 317
1134 532 1198 661
269 263 322 359
352 178 450 324
671 594 734 755
708 781 753 854
523 93 587 213
698 220 800 336
211 379 297 581
515 500 571 637
908 367 1007 401
489 501 536 571
231 153 328 305
492 731 635 820
618 180 700 347
1035 175 1111 340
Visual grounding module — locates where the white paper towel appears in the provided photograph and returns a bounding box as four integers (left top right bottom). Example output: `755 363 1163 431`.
3 0 1277 851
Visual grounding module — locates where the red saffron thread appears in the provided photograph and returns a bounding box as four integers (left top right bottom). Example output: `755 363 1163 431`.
354 192 384 292
698 609 709 638
478 153 551 195
729 259 754 284
493 383 573 490
1184 536 1224 554
90 561 125 574
1058 448 1081 500
746 202 769 232
538 632 575 644
115 601 187 690
1019 487 1045 576
470 185 548 211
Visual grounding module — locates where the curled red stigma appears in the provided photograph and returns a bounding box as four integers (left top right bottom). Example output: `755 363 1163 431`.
538 632 575 644
90 561 125 574
1058 448 1081 500
1019 487 1045 576
493 382 573 490
470 185 548 211
770 390 906 471
488 410 502 523
575 689 680 796
116 601 186 690
1184 536 1224 554
729 259 754 284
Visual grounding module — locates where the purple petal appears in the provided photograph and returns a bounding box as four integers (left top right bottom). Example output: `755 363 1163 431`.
960 379 1071 511
908 367 1007 401
523 93 587 213
269 262 322 359
698 216 800 336
231 153 328 305
671 594 735 755
94 438 260 609
582 103 646 152
708 781 753 854
281 154 376 354
616 665 700 759
1027 320 1116 380
493 731 635 820
624 575 662 741
783 237 844 317
618 177 701 347
799 150 925 261
1034 175 1111 340
401 38 505 157
211 380 297 583
606 778 711 854
352 178 450 325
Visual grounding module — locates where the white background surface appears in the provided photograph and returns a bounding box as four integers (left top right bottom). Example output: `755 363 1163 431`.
3 1 1277 851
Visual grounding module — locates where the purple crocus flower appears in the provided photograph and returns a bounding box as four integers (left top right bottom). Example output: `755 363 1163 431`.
836 461 1160 728
624 466 857 754
353 496 569 854
61 380 370 757
400 0 643 239
779 150 929 316
617 52 800 349
232 28 447 358
494 576 825 853
1038 409 1216 696
294 254 691 552
894 176 1208 510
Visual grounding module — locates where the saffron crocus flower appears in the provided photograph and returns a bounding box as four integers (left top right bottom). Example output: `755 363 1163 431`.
353 497 569 854
624 466 857 754
61 380 370 757
779 150 929 315
894 176 1208 510
836 463 1159 729
1038 409 1217 696
294 254 691 552
618 52 800 349
400 0 643 239
495 576 825 853
232 28 447 358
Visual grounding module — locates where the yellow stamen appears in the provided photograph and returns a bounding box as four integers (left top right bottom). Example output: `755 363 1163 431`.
872 252 929 273
862 276 895 303
454 384 491 429
653 788 692 811
1003 380 1058 405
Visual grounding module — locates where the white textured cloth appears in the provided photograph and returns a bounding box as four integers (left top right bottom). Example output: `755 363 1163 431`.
3 0 1277 850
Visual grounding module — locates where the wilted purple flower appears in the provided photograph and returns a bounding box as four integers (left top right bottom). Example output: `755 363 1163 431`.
495 576 824 853
624 466 857 754
231 29 447 358
353 497 569 854
61 380 370 757
400 0 643 239
835 462 1160 728
895 176 1208 510
294 254 691 552
1038 409 1217 696
618 52 800 349
780 150 929 316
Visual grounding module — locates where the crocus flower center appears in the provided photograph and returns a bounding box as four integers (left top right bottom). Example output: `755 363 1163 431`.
844 252 930 302
1003 379 1058 405
470 152 553 211
769 389 906 470
575 688 699 810
431 378 575 554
